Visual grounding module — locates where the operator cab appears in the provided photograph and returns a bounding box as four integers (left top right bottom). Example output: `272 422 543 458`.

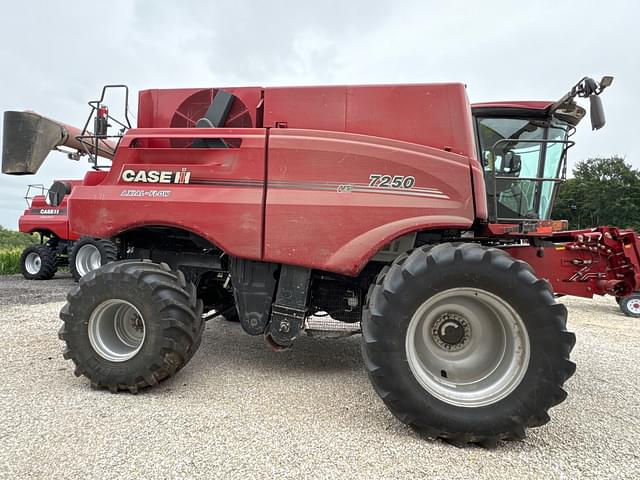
473 104 572 223
472 76 613 228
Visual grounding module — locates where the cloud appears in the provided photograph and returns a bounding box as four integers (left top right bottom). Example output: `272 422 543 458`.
0 0 637 228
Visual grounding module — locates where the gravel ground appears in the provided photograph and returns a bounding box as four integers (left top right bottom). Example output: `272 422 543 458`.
0 272 74 306
0 275 639 479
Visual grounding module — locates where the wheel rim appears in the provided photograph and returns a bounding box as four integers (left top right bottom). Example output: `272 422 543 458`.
76 244 102 277
405 288 530 408
626 297 640 315
88 299 146 362
24 252 42 275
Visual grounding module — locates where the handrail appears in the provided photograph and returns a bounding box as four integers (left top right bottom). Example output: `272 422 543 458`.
488 138 575 222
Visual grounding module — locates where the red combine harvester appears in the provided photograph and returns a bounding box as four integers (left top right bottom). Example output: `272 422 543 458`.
17 181 78 279
1 77 629 447
16 178 117 280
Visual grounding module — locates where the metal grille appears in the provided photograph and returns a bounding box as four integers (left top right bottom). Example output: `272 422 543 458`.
305 314 361 334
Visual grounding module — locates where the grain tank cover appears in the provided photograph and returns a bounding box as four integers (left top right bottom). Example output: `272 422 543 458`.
262 83 476 158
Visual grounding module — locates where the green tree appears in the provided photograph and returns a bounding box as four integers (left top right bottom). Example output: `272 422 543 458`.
553 156 640 230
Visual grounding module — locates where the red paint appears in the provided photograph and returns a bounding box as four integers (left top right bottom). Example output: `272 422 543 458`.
264 83 476 158
69 83 484 275
264 129 474 275
503 226 640 298
19 195 77 240
18 171 110 241
70 128 267 260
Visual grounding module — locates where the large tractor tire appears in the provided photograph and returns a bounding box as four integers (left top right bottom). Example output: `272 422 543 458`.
19 244 57 280
618 292 640 318
362 243 576 447
69 237 118 282
59 260 204 393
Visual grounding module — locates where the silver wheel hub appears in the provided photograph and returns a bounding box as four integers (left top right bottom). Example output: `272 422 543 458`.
431 312 471 351
405 288 530 408
627 298 640 314
24 252 42 275
88 299 146 362
76 244 102 277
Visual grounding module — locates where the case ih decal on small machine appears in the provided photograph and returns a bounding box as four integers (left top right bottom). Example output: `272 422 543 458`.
2 76 634 448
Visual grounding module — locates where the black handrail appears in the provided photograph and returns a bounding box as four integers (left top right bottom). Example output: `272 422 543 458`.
77 85 132 170
488 138 575 223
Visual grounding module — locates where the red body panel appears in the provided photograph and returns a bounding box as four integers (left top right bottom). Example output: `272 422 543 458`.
19 195 77 240
264 129 475 275
264 83 476 157
69 83 485 275
70 128 267 260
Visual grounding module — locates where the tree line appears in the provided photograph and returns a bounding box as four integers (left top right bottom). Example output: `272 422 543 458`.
552 156 640 231
0 226 36 250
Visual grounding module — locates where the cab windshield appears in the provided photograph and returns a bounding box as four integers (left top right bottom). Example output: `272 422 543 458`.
475 116 571 221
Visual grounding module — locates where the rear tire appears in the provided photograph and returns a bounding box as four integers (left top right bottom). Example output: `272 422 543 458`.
362 243 576 447
619 292 640 318
69 237 118 282
19 244 57 280
59 260 203 393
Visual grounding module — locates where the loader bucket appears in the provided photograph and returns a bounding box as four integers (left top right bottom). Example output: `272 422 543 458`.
2 111 67 175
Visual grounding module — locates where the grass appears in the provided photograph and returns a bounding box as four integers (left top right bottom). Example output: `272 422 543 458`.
0 249 22 275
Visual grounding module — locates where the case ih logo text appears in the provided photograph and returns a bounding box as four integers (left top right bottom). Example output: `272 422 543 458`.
39 209 60 215
122 168 191 184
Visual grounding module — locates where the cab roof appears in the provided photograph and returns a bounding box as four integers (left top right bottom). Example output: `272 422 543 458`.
472 101 553 110
471 101 554 119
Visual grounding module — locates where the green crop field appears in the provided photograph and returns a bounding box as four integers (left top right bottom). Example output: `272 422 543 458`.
0 227 37 275
0 226 36 250
0 249 22 275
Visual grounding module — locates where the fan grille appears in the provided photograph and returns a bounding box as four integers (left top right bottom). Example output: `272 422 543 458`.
170 89 252 148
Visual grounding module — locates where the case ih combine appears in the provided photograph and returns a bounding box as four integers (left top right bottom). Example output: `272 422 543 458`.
17 180 117 280
17 181 78 279
2 76 634 447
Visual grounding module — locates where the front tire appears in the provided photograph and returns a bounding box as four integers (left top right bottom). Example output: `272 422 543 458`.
59 260 203 393
69 237 118 282
19 244 57 280
362 243 576 447
619 292 640 318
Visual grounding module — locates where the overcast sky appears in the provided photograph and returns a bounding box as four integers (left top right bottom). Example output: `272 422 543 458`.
0 0 637 228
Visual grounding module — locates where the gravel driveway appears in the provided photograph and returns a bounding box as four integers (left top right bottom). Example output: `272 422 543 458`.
0 274 638 479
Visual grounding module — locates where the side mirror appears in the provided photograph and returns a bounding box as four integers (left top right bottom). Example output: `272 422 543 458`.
600 76 614 90
551 75 613 130
590 95 606 130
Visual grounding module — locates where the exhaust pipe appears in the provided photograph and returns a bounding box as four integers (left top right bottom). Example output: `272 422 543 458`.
2 111 116 175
